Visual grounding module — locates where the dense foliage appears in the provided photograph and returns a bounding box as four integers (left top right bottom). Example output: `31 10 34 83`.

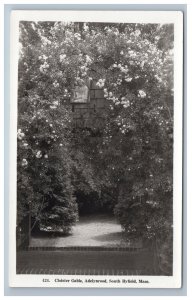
17 21 173 271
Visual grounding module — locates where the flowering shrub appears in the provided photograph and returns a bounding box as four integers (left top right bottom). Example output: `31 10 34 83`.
18 20 173 260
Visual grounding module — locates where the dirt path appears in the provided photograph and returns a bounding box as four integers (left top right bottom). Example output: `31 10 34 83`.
30 214 142 248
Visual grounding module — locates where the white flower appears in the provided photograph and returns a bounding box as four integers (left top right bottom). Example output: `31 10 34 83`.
125 77 132 82
50 124 53 127
21 159 28 166
120 67 128 74
124 104 130 108
83 23 89 32
36 151 42 159
17 129 25 140
44 154 48 159
39 61 49 73
74 33 81 38
113 63 117 68
42 54 48 60
53 81 59 88
74 33 81 40
59 143 63 146
140 61 145 68
59 54 66 62
85 55 92 64
135 29 141 37
138 90 146 98
120 50 124 55
53 100 59 106
96 78 105 88
23 143 28 147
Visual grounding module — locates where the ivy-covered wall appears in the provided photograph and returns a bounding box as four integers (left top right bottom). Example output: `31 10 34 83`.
71 80 105 128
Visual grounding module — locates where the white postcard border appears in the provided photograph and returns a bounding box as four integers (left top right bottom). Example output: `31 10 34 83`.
9 10 183 288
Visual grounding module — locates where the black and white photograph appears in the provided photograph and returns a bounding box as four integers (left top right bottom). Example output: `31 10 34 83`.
9 10 183 288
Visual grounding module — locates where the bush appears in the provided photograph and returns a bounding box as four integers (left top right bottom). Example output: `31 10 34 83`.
39 193 78 234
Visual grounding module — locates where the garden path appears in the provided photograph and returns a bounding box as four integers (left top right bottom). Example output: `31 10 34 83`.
30 214 142 248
